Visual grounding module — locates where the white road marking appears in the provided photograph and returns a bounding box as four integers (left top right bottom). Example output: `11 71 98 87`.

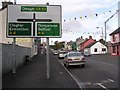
108 78 114 83
57 59 83 89
96 83 109 90
82 82 92 85
57 57 115 90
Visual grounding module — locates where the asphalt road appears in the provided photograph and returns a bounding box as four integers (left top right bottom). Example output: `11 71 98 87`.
54 54 119 90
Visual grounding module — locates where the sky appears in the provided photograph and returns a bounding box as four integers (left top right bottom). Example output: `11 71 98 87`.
0 0 120 45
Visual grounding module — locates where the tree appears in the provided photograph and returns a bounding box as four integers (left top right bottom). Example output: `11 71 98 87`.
53 41 64 50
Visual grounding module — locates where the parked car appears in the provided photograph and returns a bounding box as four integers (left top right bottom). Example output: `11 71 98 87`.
63 51 85 68
58 50 68 59
52 50 59 55
84 51 91 56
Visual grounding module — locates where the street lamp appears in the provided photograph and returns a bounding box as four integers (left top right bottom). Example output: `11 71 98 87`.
104 10 119 45
96 27 104 39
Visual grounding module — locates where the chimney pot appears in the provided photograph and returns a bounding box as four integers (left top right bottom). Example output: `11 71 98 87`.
89 36 92 39
2 1 13 8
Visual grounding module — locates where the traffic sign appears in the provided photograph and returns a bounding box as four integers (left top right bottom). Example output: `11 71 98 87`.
37 23 60 36
7 4 62 38
21 6 47 12
8 23 32 36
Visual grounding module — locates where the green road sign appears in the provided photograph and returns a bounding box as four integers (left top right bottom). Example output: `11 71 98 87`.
8 23 31 36
21 6 47 12
7 5 61 38
37 23 60 36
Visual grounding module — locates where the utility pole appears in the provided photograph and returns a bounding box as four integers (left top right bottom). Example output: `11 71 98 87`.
104 10 119 45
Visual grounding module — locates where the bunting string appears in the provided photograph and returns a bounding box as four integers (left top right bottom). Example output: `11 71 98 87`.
63 10 117 22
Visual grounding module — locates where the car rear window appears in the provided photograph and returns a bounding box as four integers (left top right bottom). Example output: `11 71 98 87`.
68 52 82 57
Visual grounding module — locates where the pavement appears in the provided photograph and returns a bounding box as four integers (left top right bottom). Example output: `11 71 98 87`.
2 51 80 89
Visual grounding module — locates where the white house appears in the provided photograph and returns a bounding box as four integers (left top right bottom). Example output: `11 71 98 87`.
84 41 107 54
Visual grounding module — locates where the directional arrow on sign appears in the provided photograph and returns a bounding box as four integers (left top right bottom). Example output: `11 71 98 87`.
17 19 52 22
17 13 52 36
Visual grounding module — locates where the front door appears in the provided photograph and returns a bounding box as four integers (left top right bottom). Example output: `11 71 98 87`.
117 46 119 55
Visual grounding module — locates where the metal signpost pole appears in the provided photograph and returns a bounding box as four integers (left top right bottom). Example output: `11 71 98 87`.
12 37 16 78
46 2 50 79
12 0 16 78
46 37 50 79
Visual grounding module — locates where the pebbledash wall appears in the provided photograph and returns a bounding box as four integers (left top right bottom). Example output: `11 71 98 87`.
1 43 31 74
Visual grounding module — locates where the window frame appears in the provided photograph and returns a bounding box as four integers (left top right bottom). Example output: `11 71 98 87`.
94 48 97 52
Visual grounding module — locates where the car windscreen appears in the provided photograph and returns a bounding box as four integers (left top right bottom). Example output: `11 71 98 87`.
68 53 82 57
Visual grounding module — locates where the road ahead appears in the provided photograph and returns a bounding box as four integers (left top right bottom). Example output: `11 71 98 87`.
55 54 119 90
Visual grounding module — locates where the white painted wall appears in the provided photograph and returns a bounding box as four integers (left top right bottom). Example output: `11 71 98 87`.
90 42 107 54
1 8 13 44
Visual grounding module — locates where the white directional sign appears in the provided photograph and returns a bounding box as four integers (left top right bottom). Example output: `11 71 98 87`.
7 4 62 38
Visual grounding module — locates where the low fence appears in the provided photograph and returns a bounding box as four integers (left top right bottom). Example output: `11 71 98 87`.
1 43 31 74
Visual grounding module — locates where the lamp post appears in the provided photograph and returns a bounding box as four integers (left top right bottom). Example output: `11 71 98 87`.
96 27 104 39
104 10 119 45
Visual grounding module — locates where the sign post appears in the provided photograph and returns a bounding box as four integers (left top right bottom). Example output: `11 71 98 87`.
12 0 16 79
7 4 62 79
12 37 16 78
46 37 50 79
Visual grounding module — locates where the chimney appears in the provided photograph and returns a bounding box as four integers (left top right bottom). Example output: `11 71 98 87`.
89 36 92 39
85 38 88 40
80 36 83 39
2 1 13 9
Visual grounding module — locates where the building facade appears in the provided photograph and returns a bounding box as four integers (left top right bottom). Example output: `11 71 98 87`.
76 36 85 51
84 41 107 55
80 36 96 53
109 27 120 56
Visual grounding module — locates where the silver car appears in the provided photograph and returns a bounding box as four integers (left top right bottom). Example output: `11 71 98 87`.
58 51 67 59
63 51 85 68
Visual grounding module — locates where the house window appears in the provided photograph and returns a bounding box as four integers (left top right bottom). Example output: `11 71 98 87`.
119 33 120 42
94 48 97 52
112 35 116 42
112 46 116 53
102 48 106 51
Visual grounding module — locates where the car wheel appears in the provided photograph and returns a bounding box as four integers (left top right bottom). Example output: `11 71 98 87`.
64 63 69 68
82 64 85 68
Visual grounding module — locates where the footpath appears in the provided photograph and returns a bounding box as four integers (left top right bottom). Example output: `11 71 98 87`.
2 52 80 89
